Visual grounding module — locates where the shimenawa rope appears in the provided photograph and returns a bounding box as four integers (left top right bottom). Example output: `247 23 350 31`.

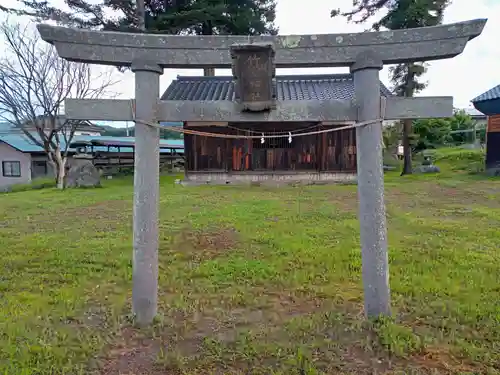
129 98 387 139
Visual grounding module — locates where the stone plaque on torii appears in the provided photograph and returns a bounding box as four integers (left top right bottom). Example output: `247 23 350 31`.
38 19 486 325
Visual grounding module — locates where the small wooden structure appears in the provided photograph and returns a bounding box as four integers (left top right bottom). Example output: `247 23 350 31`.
161 74 392 183
471 84 500 174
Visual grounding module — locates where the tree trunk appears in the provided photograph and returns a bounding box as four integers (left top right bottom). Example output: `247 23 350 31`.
401 64 415 176
50 148 67 189
203 67 215 76
202 21 214 77
401 119 413 175
137 0 146 30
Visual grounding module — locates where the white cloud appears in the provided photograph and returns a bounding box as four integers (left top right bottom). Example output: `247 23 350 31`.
422 0 500 107
274 0 500 109
0 0 498 124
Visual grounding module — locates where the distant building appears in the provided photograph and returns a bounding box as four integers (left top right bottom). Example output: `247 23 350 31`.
0 133 56 188
0 119 183 189
471 84 500 174
460 107 487 128
0 119 102 188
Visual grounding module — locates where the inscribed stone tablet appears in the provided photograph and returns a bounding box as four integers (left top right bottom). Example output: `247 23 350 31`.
230 43 276 112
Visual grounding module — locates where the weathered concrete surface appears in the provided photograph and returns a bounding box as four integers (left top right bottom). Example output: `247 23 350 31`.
184 171 356 185
352 52 391 317
64 96 453 122
383 97 452 119
130 62 162 325
37 19 486 68
67 99 356 122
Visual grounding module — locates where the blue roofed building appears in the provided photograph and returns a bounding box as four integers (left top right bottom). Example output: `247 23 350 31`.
0 120 185 188
471 84 500 174
471 84 500 117
0 122 52 187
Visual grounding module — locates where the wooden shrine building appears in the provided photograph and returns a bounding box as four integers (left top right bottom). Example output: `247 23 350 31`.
162 74 392 183
471 84 500 175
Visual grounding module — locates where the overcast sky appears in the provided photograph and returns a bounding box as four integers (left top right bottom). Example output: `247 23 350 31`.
0 0 498 122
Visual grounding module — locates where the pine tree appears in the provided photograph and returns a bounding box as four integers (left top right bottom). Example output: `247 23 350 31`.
7 0 278 75
333 0 450 175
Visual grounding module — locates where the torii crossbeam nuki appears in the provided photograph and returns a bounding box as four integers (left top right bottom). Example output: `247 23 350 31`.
64 97 453 122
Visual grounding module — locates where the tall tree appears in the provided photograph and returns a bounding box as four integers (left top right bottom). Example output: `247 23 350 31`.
7 0 278 76
412 117 452 151
0 20 115 188
332 0 450 175
448 109 476 144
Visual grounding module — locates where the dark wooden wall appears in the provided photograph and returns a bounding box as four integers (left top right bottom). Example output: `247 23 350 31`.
184 122 356 173
486 115 500 170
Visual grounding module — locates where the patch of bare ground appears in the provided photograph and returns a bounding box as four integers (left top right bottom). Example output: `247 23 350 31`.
0 200 130 233
319 183 496 215
280 190 359 215
328 190 358 213
169 227 240 261
284 181 499 217
408 348 481 375
97 326 161 375
93 291 478 375
308 334 483 375
95 293 334 374
386 182 500 209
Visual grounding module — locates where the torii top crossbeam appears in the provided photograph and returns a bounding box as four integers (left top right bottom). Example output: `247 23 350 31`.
37 19 486 69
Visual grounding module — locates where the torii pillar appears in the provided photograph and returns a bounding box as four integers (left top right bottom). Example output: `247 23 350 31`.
351 51 390 316
130 61 163 323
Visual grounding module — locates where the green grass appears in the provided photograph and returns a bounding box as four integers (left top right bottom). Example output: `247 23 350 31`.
0 169 499 374
0 177 56 193
427 147 486 174
386 146 486 176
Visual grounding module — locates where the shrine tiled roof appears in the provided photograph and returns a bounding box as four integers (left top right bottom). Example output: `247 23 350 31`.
471 84 500 103
471 84 500 116
161 74 392 101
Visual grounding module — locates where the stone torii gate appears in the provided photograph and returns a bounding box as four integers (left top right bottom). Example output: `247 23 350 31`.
38 19 486 325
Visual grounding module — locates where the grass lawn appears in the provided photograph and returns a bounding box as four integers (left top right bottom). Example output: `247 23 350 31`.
0 162 499 374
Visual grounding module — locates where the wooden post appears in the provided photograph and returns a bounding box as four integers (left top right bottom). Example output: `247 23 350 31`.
131 60 163 325
351 51 391 317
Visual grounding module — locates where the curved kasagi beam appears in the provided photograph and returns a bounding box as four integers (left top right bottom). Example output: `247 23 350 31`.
37 19 486 68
